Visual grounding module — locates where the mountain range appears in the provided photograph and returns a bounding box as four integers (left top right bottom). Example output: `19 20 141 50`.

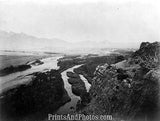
0 30 70 51
0 30 139 52
0 30 113 52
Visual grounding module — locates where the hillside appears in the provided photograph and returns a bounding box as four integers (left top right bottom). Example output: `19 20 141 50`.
79 42 160 121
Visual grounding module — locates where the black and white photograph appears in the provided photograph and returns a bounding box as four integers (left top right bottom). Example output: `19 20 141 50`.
0 0 160 121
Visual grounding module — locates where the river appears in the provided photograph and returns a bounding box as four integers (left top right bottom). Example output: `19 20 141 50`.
0 56 61 93
0 55 91 114
56 64 91 114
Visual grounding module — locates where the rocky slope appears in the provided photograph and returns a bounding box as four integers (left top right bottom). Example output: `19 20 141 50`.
80 42 160 121
0 70 71 121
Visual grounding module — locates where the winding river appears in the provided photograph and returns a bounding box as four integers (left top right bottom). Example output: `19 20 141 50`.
0 55 91 114
56 65 82 114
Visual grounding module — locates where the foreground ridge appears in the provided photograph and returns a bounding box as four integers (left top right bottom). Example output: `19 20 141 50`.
81 42 160 121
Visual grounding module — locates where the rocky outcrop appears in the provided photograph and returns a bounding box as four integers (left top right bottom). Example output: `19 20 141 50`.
81 42 160 121
0 64 31 76
0 69 71 121
131 41 160 70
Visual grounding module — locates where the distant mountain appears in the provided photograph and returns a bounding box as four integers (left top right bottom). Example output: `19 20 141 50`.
0 30 138 53
0 30 70 52
0 30 113 52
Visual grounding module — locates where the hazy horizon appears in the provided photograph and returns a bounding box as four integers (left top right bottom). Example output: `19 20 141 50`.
0 0 160 49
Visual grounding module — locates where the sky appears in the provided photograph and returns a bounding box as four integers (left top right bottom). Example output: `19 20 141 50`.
0 0 160 48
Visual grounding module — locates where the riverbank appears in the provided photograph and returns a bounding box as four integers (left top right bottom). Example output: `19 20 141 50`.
0 69 71 121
